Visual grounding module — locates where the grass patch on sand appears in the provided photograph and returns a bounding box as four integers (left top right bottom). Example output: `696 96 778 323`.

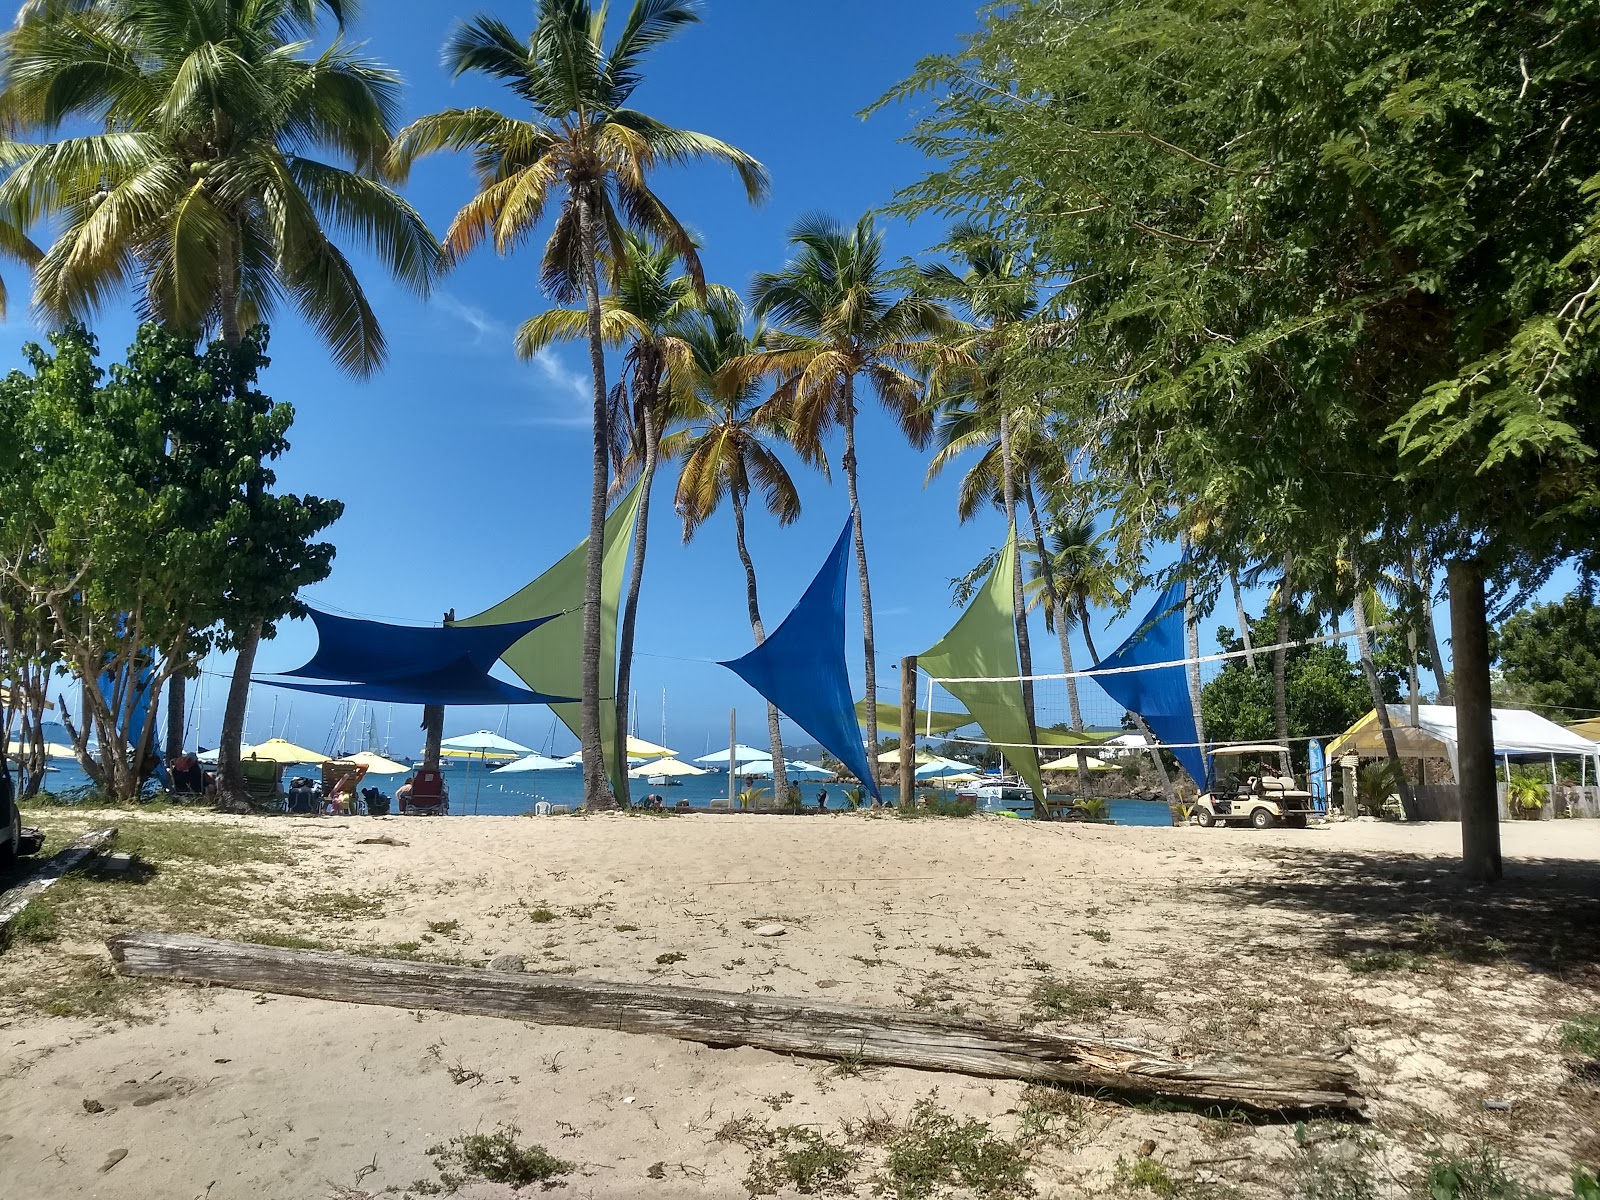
1426 1148 1600 1200
876 1097 1033 1199
299 890 384 920
743 1126 860 1196
1028 976 1153 1023
6 894 59 943
1560 1014 1600 1059
425 1124 571 1192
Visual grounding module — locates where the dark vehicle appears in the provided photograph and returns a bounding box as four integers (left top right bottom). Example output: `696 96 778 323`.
1 760 18 861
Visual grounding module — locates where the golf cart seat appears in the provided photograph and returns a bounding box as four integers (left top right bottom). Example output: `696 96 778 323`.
1260 774 1313 801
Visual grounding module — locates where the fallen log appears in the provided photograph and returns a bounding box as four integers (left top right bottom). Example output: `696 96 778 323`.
1 827 117 949
108 931 1362 1116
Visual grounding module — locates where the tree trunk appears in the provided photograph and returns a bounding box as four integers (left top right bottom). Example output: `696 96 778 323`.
1080 601 1176 804
997 414 1038 751
1448 560 1500 881
575 187 615 810
842 379 879 785
613 393 660 809
1352 576 1416 819
1273 555 1293 775
1232 570 1255 669
164 674 186 760
731 493 787 806
1023 486 1089 801
1419 557 1452 703
421 704 443 772
216 621 260 810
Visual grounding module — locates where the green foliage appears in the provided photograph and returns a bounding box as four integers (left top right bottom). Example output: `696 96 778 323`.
1559 1013 1600 1058
1116 1156 1181 1198
743 1126 860 1197
1490 593 1600 721
874 1098 1033 1199
0 325 339 798
426 1124 570 1192
1355 761 1405 817
1507 774 1548 815
1424 1147 1569 1199
879 0 1600 668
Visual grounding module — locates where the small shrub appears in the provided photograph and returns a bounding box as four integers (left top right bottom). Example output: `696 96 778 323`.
874 1098 1033 1199
744 1126 859 1196
1559 1014 1600 1059
527 908 557 923
1344 949 1432 974
1115 1155 1180 1197
654 951 687 965
427 919 461 935
1085 927 1112 944
426 1124 570 1192
8 897 58 943
932 943 991 960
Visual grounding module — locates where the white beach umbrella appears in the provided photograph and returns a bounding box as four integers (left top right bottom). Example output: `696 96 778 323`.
784 760 830 777
437 730 534 761
496 753 575 774
915 757 978 779
695 744 769 765
627 757 709 779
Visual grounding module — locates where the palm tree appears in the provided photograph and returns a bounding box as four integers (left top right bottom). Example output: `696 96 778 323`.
673 296 800 806
0 0 440 805
749 214 953 780
392 1 768 808
920 222 1041 754
516 232 734 804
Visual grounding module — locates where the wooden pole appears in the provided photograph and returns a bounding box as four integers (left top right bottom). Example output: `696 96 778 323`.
900 656 917 809
729 707 737 810
108 932 1364 1116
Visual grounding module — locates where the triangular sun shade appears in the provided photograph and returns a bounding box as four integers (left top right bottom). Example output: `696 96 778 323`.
1086 575 1205 787
720 517 880 800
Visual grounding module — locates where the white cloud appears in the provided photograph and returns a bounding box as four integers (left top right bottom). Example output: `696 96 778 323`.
432 292 508 345
519 347 593 428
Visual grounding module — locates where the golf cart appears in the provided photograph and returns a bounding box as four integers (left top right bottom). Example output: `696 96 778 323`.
1194 743 1314 829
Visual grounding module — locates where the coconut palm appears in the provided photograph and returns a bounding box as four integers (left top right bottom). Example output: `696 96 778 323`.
749 214 953 779
673 296 800 807
391 1 768 808
0 0 440 805
920 222 1042 750
516 232 735 804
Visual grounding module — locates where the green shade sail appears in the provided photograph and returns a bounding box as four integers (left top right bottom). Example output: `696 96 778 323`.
858 700 975 736
458 480 643 799
918 528 1044 801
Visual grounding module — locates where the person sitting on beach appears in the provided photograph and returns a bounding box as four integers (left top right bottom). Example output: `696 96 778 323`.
171 750 204 796
396 776 414 810
326 764 369 815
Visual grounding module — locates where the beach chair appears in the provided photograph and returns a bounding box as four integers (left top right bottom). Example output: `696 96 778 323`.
241 758 283 810
404 769 447 816
549 804 571 816
533 801 552 817
708 797 731 812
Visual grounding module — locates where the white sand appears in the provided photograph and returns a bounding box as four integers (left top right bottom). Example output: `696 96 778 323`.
2 811 1597 1198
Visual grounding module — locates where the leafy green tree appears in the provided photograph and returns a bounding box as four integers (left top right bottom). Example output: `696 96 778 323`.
0 324 339 801
749 214 954 780
392 0 767 807
881 0 1600 878
672 296 801 806
1490 593 1600 721
515 233 734 803
0 0 438 801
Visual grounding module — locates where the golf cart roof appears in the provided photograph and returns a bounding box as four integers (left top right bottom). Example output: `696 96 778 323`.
1211 742 1289 758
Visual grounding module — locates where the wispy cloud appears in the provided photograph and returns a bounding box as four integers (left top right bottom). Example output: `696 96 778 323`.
433 291 509 345
519 347 593 428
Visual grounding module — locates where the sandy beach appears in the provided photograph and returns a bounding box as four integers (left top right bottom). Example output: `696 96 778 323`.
2 809 1597 1199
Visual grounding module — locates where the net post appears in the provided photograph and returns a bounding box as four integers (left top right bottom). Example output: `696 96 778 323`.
900 656 917 809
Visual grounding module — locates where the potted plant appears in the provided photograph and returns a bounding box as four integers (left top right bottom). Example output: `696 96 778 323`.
1507 775 1546 819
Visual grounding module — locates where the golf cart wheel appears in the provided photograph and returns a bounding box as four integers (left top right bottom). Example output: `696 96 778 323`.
1250 807 1277 830
1287 814 1309 829
1195 807 1216 828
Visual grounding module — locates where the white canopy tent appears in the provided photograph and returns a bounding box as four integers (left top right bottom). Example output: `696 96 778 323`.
1328 704 1600 785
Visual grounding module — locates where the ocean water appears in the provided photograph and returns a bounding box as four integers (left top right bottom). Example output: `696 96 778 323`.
29 757 1176 826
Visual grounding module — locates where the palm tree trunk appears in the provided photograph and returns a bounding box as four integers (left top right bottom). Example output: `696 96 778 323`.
731 492 787 807
1417 556 1452 703
612 397 659 809
1079 600 1176 803
1022 486 1087 801
1273 555 1293 775
997 415 1039 742
165 674 186 759
422 704 443 771
1231 570 1255 669
842 377 879 787
575 187 614 809
1352 575 1416 819
214 220 258 809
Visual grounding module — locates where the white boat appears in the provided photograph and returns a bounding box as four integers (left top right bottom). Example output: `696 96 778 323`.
957 777 1036 814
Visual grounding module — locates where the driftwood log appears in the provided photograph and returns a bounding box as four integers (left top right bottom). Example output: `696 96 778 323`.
0 827 116 949
109 931 1362 1115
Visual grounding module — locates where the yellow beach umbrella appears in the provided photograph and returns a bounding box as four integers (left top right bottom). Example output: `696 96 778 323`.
243 737 330 765
334 751 410 775
626 735 677 759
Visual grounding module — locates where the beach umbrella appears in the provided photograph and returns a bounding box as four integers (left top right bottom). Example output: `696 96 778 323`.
1039 754 1117 772
627 757 709 779
739 757 780 778
496 753 576 774
915 757 978 779
438 730 534 761
241 737 330 765
695 744 769 765
626 735 677 759
876 745 942 767
334 751 410 775
785 760 830 777
558 751 584 765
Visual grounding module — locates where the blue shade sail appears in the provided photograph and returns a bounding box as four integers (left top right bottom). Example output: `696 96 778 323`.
282 608 560 684
719 517 881 800
259 609 573 706
1086 576 1207 787
98 651 158 753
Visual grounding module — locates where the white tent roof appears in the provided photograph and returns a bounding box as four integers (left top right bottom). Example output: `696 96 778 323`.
1328 705 1600 777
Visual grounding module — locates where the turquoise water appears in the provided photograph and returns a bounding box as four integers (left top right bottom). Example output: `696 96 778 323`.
31 757 1175 826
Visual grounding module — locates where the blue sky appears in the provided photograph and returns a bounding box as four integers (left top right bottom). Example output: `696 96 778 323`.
6 0 1551 758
